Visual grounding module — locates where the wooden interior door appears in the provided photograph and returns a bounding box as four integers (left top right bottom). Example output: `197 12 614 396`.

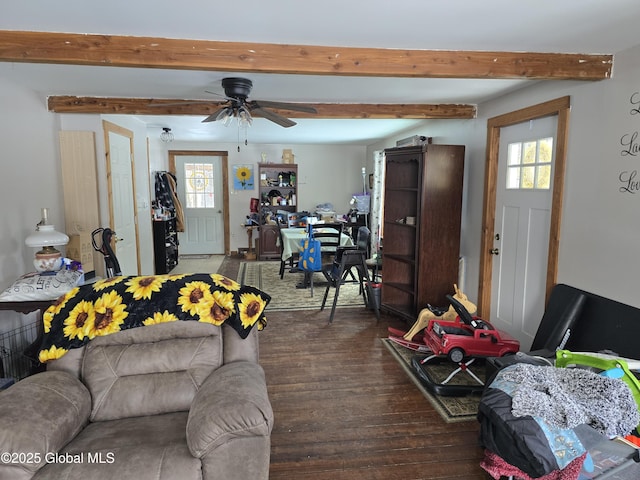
103 121 140 275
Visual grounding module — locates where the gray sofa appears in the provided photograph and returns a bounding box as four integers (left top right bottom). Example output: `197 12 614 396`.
0 321 273 479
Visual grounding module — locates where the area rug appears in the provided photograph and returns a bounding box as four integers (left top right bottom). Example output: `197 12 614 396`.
238 261 365 312
381 338 483 423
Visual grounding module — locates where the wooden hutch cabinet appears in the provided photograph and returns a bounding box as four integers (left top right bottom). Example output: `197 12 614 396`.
381 144 465 321
257 163 298 260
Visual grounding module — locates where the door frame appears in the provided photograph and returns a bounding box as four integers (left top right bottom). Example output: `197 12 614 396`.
168 150 231 256
102 120 141 274
478 96 570 319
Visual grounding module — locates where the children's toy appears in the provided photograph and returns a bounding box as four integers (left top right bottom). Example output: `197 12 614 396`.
387 284 476 351
423 294 520 363
411 294 520 396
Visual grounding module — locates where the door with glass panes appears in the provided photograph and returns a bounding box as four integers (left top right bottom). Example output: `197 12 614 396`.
175 155 225 255
490 116 557 349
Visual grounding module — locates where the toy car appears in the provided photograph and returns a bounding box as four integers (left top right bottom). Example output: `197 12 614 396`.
423 294 520 363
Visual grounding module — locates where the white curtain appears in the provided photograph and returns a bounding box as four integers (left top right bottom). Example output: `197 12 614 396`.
370 150 385 257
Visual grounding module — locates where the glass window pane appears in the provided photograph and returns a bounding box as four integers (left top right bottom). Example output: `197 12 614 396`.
508 143 522 166
521 166 535 188
536 165 551 189
539 137 553 163
507 166 521 189
184 162 215 209
523 141 537 164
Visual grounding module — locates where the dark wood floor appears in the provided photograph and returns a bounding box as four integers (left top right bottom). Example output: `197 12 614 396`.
221 256 489 479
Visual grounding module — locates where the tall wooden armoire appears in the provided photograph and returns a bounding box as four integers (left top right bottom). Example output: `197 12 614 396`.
381 144 465 322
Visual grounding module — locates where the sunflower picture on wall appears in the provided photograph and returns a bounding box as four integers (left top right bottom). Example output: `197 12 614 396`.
233 164 254 190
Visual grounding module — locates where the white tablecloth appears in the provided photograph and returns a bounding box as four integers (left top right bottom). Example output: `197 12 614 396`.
279 227 353 262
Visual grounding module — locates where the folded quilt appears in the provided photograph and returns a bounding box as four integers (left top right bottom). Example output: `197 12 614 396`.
39 273 270 363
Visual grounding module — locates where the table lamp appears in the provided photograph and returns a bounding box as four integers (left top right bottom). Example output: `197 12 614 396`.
24 208 69 272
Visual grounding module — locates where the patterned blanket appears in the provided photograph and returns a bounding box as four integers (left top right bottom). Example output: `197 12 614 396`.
38 273 271 363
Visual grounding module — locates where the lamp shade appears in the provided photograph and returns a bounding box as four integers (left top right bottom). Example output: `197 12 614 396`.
25 224 69 248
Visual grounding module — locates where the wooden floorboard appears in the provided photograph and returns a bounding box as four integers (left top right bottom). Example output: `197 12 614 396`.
222 256 490 479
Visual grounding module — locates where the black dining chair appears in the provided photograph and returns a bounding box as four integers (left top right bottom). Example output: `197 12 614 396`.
305 222 344 296
319 230 380 324
277 222 299 279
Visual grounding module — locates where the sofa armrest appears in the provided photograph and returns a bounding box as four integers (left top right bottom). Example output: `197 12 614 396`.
0 371 91 475
186 361 273 458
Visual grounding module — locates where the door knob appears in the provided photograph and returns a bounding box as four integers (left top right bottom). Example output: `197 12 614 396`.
490 248 500 255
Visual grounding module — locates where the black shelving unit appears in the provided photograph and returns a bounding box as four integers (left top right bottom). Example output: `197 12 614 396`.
153 218 178 274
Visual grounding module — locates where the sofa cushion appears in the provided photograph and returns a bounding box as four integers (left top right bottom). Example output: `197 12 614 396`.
0 371 91 475
84 323 223 421
33 443 201 480
187 361 273 457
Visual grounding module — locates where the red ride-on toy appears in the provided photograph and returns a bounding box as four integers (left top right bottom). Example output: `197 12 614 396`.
412 294 520 396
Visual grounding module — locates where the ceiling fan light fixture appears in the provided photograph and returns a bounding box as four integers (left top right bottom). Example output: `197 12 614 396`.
238 106 253 127
160 127 174 143
216 107 234 127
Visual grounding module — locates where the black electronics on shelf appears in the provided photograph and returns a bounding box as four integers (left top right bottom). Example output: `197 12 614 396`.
153 218 178 274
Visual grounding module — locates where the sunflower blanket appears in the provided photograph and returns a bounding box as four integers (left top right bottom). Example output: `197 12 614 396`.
38 273 271 363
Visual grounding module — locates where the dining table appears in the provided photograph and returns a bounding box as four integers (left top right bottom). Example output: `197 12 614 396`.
278 226 354 289
278 226 353 262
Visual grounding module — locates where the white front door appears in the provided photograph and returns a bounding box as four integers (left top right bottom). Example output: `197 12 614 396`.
104 121 140 275
490 116 557 349
175 155 225 254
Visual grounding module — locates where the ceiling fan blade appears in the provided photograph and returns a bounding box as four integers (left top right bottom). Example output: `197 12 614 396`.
205 89 235 102
251 100 317 114
251 107 297 128
202 106 229 123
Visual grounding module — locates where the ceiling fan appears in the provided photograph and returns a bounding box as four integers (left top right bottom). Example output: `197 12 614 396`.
197 77 317 128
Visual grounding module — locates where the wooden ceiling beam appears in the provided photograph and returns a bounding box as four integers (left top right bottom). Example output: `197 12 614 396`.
47 96 477 119
0 30 612 80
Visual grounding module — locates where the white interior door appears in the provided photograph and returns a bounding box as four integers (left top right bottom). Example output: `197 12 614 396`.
176 155 224 254
490 116 557 350
105 122 139 275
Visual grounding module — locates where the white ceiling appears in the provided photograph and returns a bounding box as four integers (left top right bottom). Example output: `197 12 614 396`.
4 0 640 145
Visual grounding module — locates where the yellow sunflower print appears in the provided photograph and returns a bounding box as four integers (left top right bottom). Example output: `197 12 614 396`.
198 290 236 325
86 290 128 338
39 345 68 363
210 274 240 291
238 292 267 329
168 273 189 281
178 281 212 316
43 287 80 333
235 166 252 187
143 310 179 326
125 276 167 300
63 300 95 340
94 276 126 291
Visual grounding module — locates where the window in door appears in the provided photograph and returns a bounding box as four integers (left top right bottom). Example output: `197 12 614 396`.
184 162 215 208
506 137 553 190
